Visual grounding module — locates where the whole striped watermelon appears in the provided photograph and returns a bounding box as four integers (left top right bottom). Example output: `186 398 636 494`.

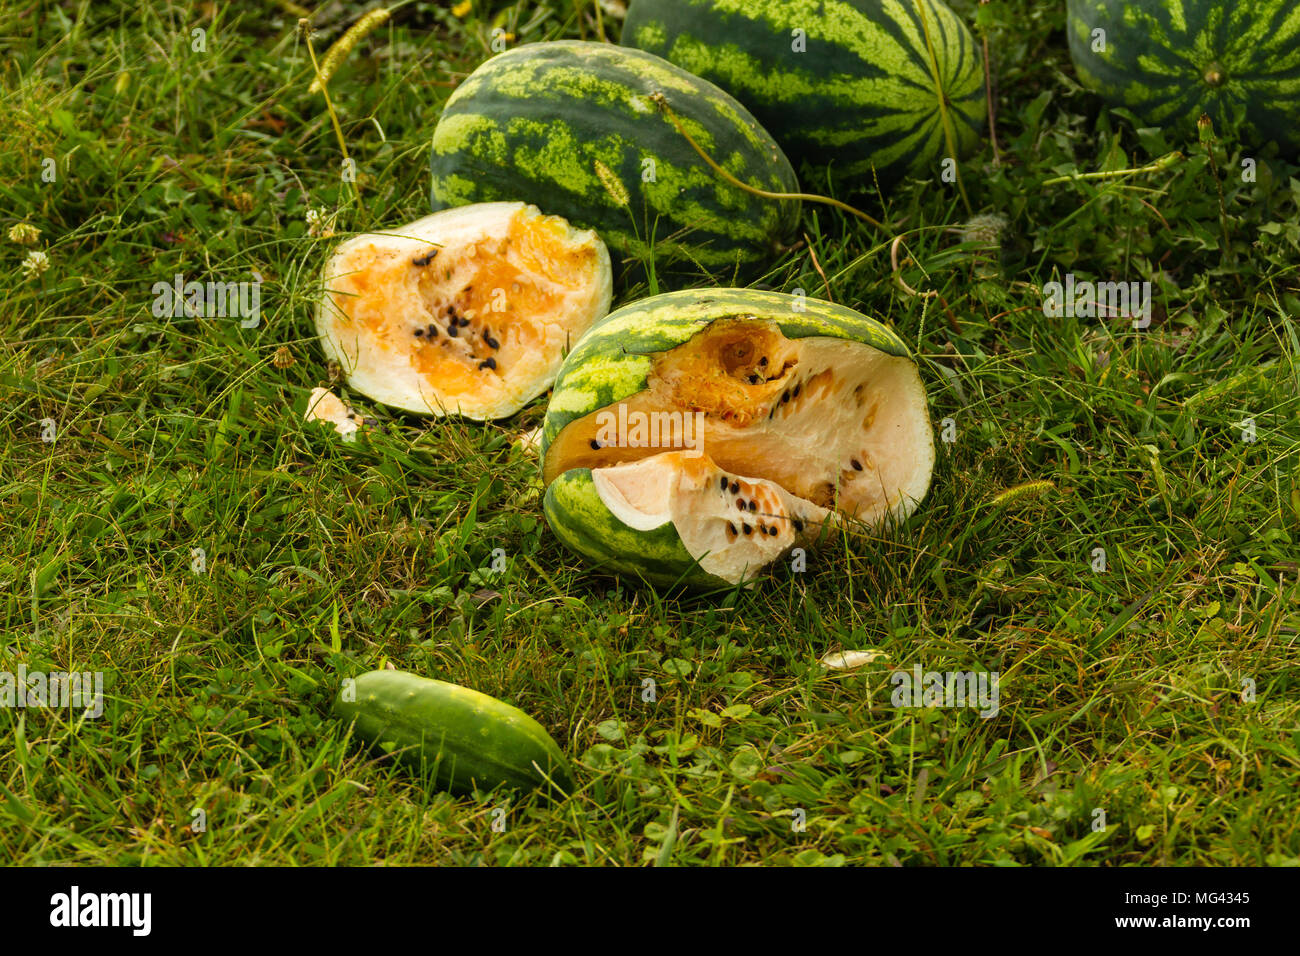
540 289 935 589
621 0 985 190
430 41 800 282
1067 0 1300 152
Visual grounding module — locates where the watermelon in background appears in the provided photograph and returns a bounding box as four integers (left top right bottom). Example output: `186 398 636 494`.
430 41 800 283
1067 0 1300 153
622 0 986 191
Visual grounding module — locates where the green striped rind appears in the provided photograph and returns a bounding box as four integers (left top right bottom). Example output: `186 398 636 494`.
543 468 728 589
622 0 985 188
1067 0 1300 151
334 670 573 796
539 288 911 462
430 41 800 278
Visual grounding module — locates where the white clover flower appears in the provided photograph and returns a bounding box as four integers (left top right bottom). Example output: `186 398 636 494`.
21 250 50 278
306 207 335 238
8 222 41 245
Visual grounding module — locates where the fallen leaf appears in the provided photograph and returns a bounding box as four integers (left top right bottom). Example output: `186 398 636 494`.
819 649 887 670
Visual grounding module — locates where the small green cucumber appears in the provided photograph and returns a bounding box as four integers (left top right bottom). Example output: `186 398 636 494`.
334 670 573 797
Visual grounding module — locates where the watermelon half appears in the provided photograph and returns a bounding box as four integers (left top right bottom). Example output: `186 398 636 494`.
540 289 935 588
315 202 612 421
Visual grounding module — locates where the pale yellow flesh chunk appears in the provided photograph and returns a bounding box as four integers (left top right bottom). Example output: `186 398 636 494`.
316 202 612 420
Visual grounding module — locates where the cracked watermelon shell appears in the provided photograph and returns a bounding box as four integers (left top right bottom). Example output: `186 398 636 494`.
539 289 935 588
622 0 986 189
430 41 800 282
1067 0 1300 152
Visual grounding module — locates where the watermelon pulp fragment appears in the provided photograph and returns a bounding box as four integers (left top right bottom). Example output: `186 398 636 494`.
316 202 611 420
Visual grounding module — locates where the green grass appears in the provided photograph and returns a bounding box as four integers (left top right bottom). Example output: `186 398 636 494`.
1 0 1297 866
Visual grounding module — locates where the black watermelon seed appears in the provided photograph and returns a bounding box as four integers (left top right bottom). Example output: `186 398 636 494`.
792 384 801 398
478 358 497 370
727 522 736 534
412 250 438 267
793 519 804 532
851 459 863 471
448 325 458 337
427 324 437 337
759 357 768 367
781 390 790 403
747 374 760 384
735 497 746 509
719 477 728 491
413 327 423 337
742 524 752 535
729 481 739 494
589 439 600 449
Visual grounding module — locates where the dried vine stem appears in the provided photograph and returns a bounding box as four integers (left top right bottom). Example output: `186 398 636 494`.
1042 151 1183 187
650 92 885 231
300 19 352 173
